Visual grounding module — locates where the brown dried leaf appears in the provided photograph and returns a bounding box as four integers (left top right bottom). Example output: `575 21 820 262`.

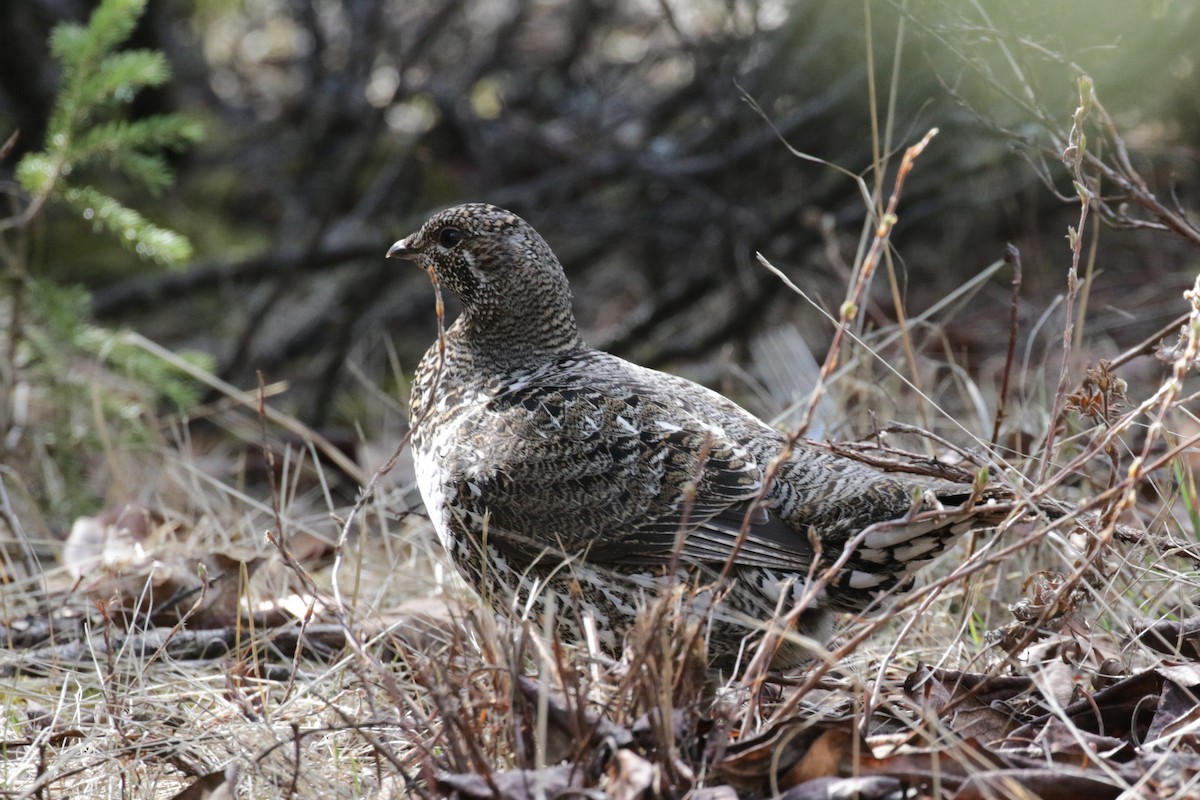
779 776 905 800
604 749 658 800
904 661 955 714
778 727 857 787
167 764 238 800
954 768 1123 800
1029 717 1133 765
1008 668 1164 744
1064 359 1128 423
905 667 1034 707
719 720 853 791
902 664 1031 742
1136 616 1200 661
64 506 259 628
850 739 995 790
989 571 1092 657
62 505 171 580
435 765 584 799
690 787 739 800
1145 664 1200 745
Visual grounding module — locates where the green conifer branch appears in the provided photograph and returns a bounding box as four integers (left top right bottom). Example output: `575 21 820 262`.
0 0 206 478
76 49 171 108
5 0 200 267
63 186 193 264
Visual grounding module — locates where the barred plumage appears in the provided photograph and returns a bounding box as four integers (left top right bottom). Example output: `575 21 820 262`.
389 203 1002 667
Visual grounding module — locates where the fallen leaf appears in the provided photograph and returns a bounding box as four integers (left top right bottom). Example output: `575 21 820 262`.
436 765 584 799
605 749 657 800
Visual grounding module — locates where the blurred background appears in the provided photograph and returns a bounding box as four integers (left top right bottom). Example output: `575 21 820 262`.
2 0 1198 522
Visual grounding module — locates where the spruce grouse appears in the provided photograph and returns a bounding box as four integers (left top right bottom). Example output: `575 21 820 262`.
389 203 1009 667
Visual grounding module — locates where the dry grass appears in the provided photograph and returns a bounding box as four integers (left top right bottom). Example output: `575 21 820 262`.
3 241 1198 797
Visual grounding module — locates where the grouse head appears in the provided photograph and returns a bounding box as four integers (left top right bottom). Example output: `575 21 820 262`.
388 203 582 356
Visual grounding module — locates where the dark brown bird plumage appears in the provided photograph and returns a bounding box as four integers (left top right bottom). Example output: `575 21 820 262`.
389 203 1001 667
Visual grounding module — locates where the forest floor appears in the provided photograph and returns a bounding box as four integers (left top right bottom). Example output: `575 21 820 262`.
4 256 1200 799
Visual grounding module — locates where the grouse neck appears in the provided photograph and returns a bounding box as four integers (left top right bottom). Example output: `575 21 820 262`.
450 308 586 369
440 243 586 367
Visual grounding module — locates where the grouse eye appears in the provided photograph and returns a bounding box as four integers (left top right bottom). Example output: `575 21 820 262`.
437 227 464 248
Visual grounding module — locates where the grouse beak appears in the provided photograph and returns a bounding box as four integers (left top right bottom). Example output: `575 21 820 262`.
386 237 417 260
